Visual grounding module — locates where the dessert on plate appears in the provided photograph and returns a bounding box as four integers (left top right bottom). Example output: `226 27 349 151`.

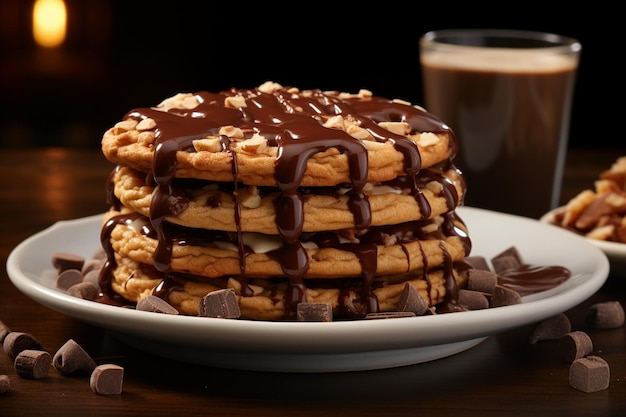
97 81 471 320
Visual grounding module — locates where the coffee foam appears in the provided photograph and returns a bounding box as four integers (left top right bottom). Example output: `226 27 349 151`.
421 46 579 73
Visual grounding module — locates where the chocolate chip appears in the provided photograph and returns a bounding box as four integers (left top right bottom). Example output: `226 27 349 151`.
458 289 490 310
585 301 625 329
53 339 97 375
198 289 241 319
529 313 572 344
3 332 44 360
569 356 610 393
397 283 429 315
296 303 333 322
560 331 593 363
466 269 498 293
51 252 85 273
0 320 10 343
14 349 52 379
56 269 84 290
90 364 124 395
67 281 100 300
82 269 101 290
463 256 491 271
491 285 522 307
0 375 10 394
81 258 104 276
365 311 416 319
136 295 179 315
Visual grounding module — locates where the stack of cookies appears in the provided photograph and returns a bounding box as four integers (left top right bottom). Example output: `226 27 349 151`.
98 81 471 321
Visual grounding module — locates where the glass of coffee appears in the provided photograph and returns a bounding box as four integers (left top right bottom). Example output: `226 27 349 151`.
420 29 581 218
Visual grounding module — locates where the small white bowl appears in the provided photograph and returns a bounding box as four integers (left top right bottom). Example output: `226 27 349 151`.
540 208 626 277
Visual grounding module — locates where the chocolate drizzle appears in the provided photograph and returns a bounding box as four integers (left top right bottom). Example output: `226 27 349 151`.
100 85 480 319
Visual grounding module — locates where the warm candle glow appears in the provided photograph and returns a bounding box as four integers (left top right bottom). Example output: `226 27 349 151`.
32 0 67 48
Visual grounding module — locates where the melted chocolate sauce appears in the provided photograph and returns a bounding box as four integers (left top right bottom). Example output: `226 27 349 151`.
97 85 570 320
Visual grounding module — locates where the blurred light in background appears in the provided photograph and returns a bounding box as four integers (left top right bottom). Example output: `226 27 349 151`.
32 0 67 48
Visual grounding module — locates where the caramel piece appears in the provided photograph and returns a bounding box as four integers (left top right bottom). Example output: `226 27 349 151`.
14 349 52 379
569 356 610 393
585 301 625 329
529 313 572 344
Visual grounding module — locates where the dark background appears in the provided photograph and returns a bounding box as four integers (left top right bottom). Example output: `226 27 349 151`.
0 1 621 148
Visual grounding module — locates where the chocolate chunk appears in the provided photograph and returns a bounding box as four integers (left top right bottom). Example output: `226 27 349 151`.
90 364 124 395
365 311 416 319
14 349 52 379
585 301 625 329
53 339 97 375
529 313 572 344
458 289 490 310
3 332 44 360
463 256 491 271
198 289 241 319
51 252 85 272
68 281 100 300
0 374 10 394
136 295 179 315
569 356 610 393
491 256 521 274
0 320 10 343
296 303 333 322
492 246 523 264
560 331 593 363
397 283 429 315
466 269 498 293
56 268 84 290
491 285 522 307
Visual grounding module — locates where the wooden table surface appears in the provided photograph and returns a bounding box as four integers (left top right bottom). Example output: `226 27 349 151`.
1 147 625 417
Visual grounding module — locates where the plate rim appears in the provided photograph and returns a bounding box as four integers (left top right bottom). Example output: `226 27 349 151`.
6 207 610 359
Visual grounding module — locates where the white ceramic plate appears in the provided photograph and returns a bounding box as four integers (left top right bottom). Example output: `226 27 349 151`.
7 206 609 373
540 207 626 277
